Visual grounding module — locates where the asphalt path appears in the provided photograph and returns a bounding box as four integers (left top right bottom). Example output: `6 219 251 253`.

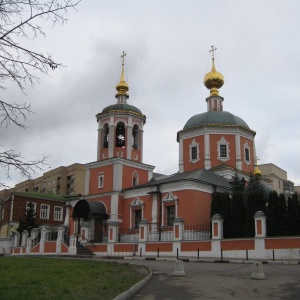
112 259 300 299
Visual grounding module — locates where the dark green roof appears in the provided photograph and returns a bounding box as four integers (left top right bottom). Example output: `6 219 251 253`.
183 111 249 130
12 192 66 202
102 103 143 115
131 168 232 190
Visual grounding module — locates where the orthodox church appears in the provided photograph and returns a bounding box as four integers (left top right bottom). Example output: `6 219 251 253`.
68 49 258 242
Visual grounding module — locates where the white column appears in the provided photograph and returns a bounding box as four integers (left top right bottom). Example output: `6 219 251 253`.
108 116 115 158
140 128 144 162
113 163 123 192
110 194 119 222
151 194 158 232
97 126 101 161
64 205 71 227
179 139 184 173
126 117 133 160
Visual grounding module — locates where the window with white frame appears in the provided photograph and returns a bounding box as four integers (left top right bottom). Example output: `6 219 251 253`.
243 141 251 165
134 209 142 229
54 206 63 221
98 174 104 188
166 205 175 226
189 138 200 163
130 198 144 230
40 204 50 219
217 137 230 162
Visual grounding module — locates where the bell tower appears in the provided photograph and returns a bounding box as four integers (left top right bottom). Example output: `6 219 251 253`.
96 52 146 163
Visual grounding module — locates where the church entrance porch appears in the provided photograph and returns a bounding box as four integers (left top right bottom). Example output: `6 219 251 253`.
72 200 108 243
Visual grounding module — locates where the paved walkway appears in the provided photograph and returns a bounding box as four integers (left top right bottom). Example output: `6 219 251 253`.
109 258 300 299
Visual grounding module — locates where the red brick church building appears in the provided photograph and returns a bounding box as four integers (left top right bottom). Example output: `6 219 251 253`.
66 49 258 245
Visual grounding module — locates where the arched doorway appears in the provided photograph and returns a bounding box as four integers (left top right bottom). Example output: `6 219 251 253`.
72 200 108 242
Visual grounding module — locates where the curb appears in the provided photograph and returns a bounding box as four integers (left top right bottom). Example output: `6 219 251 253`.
122 256 300 265
113 268 153 300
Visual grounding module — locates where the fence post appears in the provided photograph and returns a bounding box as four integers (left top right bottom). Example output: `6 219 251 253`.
21 230 29 247
139 219 149 242
157 247 159 258
56 226 65 254
13 232 20 247
39 227 48 254
69 234 77 255
173 218 184 241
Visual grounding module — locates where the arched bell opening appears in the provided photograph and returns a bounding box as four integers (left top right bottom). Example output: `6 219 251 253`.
116 122 125 148
102 123 109 149
132 124 139 150
72 200 109 242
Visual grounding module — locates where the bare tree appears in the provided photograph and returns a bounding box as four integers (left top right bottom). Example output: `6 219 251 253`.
0 0 80 188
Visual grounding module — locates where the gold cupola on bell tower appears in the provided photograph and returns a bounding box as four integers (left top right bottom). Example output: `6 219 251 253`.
204 46 225 112
204 46 224 97
115 51 129 103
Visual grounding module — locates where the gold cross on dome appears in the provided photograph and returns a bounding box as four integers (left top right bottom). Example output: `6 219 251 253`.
209 45 217 60
121 51 126 65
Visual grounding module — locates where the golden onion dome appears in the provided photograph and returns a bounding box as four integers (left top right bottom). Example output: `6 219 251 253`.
254 165 262 176
115 51 129 98
203 59 224 96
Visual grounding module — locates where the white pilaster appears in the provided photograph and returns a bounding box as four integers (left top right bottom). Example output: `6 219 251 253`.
235 134 242 170
204 132 211 169
113 163 123 191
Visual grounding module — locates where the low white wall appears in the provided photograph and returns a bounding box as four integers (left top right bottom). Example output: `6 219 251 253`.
0 237 13 255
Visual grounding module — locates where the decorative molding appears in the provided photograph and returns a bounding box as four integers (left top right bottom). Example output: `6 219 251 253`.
243 141 251 165
162 192 178 202
189 138 200 163
114 117 128 125
130 197 144 206
133 154 139 161
217 136 230 162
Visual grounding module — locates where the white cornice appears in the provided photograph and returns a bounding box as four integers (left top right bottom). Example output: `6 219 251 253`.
85 157 155 171
179 125 255 141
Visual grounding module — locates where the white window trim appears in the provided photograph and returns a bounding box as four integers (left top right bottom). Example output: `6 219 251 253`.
189 139 200 163
217 137 230 162
54 206 63 221
243 141 251 165
130 198 144 229
40 204 50 220
98 174 104 188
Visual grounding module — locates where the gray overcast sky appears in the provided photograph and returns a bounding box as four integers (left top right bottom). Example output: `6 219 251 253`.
1 0 300 188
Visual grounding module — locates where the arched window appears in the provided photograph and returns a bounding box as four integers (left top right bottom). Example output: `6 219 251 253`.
132 171 139 186
102 123 109 148
116 122 125 148
132 124 139 150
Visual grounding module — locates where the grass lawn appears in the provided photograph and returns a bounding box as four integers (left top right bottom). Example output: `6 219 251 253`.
0 256 149 300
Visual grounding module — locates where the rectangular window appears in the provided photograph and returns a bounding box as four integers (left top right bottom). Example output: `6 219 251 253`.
166 205 175 226
245 148 249 161
191 147 198 160
54 207 63 221
134 210 142 229
40 204 50 219
98 175 104 188
220 145 227 158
